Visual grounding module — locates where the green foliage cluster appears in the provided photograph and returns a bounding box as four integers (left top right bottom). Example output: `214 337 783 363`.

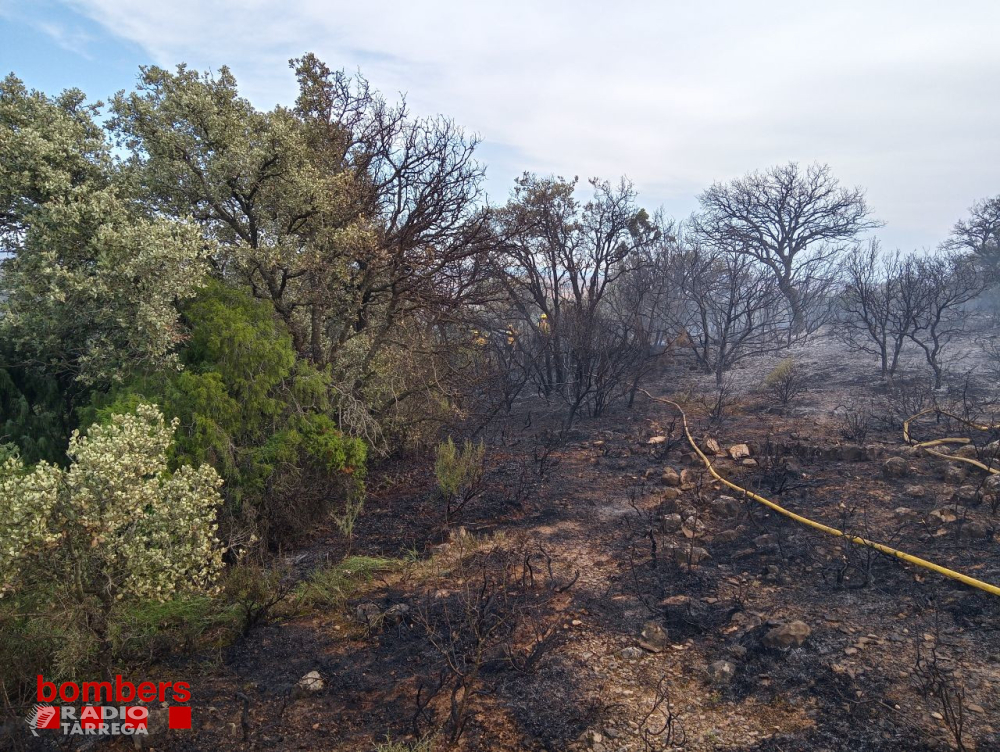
83 281 368 546
0 405 225 689
435 437 486 500
295 555 397 610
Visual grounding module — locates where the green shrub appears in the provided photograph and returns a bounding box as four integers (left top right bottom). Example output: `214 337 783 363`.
0 404 225 696
434 437 486 525
763 357 806 407
81 281 368 547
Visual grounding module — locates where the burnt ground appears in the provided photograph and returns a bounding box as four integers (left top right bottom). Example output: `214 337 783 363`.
34 331 1000 751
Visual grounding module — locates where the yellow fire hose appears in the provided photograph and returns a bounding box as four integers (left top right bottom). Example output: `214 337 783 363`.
641 390 1000 598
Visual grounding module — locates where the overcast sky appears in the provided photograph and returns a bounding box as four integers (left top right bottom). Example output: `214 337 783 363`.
2 1 999 250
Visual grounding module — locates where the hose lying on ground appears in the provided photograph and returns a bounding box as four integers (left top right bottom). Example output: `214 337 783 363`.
640 389 1000 598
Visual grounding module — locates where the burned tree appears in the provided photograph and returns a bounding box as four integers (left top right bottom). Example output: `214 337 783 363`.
837 241 922 379
671 245 789 384
908 253 988 389
495 174 660 425
947 194 1000 282
693 162 879 333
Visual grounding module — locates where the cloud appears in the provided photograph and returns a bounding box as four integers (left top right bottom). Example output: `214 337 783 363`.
59 0 1000 247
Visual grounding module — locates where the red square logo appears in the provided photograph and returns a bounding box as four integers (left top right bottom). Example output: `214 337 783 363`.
168 706 191 730
34 706 59 730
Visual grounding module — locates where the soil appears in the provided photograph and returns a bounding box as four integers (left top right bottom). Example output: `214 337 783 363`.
35 331 1000 751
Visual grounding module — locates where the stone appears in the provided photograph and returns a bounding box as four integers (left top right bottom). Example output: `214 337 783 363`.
882 457 908 478
753 533 777 549
647 435 668 445
660 513 683 534
943 464 967 484
904 484 926 498
672 546 710 566
661 468 681 487
383 603 411 625
893 507 921 523
354 601 382 627
638 621 669 653
958 520 991 539
702 437 722 455
297 670 324 693
762 620 811 649
619 646 645 660
929 505 966 524
661 487 681 502
954 444 979 459
708 660 736 686
679 468 698 485
840 445 867 462
741 458 758 468
713 528 741 544
952 485 980 504
728 444 751 460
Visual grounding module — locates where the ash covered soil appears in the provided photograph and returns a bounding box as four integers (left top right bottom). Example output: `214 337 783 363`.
106 331 1000 752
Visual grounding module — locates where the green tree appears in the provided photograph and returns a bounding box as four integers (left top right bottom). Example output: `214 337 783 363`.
0 75 209 388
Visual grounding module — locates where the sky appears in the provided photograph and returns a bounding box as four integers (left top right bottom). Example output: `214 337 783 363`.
2 1 998 251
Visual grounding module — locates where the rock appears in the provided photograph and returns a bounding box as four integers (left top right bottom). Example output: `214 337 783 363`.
661 487 681 502
619 646 645 660
713 528 742 544
952 485 980 504
660 513 683 534
660 594 695 619
944 464 967 484
839 445 867 462
954 444 979 459
297 670 324 694
728 444 751 460
661 468 681 487
893 507 922 523
753 533 778 549
958 520 992 539
741 458 758 468
354 601 382 627
702 437 722 455
764 564 781 582
708 660 736 686
383 603 411 625
904 484 926 498
763 620 811 649
647 435 668 445
730 611 763 631
672 546 710 566
679 468 698 485
929 505 966 524
681 517 707 537
882 457 908 478
638 621 669 653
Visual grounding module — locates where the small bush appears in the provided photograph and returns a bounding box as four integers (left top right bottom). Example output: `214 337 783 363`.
835 399 874 444
434 437 486 525
296 556 397 611
763 357 806 407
